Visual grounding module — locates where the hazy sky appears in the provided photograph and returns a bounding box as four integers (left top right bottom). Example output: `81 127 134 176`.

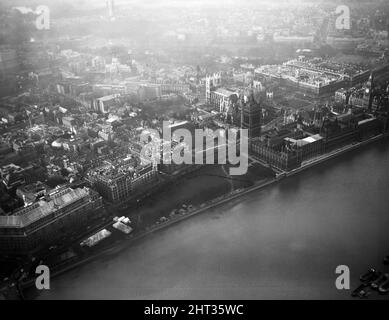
2 0 386 12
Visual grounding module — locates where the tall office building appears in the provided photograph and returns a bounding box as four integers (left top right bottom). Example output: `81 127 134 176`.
107 0 115 19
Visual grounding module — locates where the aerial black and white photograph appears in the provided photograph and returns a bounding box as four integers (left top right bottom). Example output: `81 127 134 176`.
0 0 389 303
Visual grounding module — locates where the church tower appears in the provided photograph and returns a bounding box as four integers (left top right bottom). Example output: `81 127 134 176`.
241 89 262 141
205 73 222 105
364 72 374 111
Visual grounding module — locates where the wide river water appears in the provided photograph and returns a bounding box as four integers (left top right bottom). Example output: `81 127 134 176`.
37 139 389 299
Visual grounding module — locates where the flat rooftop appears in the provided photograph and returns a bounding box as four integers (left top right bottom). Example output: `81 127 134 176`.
0 187 93 229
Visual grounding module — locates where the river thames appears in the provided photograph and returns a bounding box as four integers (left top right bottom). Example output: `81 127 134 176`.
36 139 389 299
